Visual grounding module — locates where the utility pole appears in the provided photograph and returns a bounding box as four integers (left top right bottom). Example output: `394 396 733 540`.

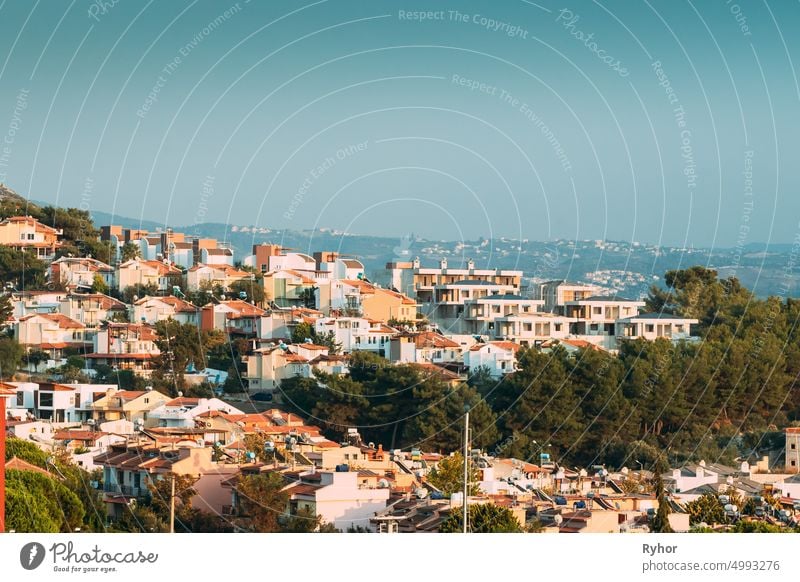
169 474 176 534
0 387 8 533
463 409 469 534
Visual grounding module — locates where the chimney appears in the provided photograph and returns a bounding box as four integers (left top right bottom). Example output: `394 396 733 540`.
467 258 475 270
440 258 448 270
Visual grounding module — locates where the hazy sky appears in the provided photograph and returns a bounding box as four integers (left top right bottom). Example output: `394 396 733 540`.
0 0 798 248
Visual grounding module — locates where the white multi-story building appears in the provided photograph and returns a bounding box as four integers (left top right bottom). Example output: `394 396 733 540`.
463 341 522 378
314 316 397 355
616 313 698 342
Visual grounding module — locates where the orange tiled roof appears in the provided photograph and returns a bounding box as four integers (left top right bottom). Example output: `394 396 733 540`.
5 456 51 476
19 312 85 329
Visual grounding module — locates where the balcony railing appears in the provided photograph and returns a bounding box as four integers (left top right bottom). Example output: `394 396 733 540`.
103 483 144 497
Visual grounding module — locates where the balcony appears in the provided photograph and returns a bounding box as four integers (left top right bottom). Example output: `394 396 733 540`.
103 483 144 497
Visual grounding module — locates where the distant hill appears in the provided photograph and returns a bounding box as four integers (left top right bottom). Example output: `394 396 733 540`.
0 183 32 205
5 183 798 298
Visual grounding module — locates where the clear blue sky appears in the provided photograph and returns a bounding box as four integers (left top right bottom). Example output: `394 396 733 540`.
0 0 798 248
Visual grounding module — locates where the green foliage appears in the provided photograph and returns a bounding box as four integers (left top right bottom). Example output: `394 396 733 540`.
280 360 498 452
291 322 314 344
233 473 290 532
426 452 479 496
228 277 265 305
120 242 140 262
91 274 108 294
439 503 522 533
5 436 50 467
685 493 726 526
121 283 158 304
153 318 221 392
650 472 674 533
0 246 47 288
0 336 23 378
5 469 85 532
731 520 797 533
289 323 341 354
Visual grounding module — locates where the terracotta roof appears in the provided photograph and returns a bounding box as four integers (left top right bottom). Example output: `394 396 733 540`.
136 295 198 313
85 353 156 360
291 343 328 351
120 259 181 275
53 429 107 441
68 293 127 310
104 322 157 341
411 363 462 381
342 279 375 293
217 300 266 318
470 341 521 352
0 215 60 234
19 312 85 329
166 397 202 407
115 390 147 400
5 456 51 476
559 339 605 351
408 331 459 349
39 383 75 392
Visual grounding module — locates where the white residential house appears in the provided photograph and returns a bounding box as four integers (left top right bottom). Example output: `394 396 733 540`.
10 290 69 318
494 312 572 346
1 381 115 423
186 264 253 292
662 463 723 495
280 470 391 532
463 341 522 378
386 257 524 304
244 345 311 391
200 300 266 336
58 293 128 329
535 280 605 313
85 322 160 375
389 331 463 364
201 247 234 266
14 313 89 359
561 295 645 337
314 316 397 355
48 257 114 290
33 382 112 422
115 258 182 293
616 313 699 342
460 294 545 336
131 295 200 326
147 396 244 428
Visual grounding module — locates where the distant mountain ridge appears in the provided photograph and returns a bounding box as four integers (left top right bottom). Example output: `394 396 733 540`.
9 189 797 298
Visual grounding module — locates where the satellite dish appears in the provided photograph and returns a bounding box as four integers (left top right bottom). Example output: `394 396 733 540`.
553 514 563 525
414 487 428 499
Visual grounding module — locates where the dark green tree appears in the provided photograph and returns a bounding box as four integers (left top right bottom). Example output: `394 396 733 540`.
439 503 522 533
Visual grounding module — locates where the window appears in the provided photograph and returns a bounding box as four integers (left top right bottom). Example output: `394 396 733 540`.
144 397 149 404
39 392 53 407
593 306 602 315
792 443 797 450
646 324 655 333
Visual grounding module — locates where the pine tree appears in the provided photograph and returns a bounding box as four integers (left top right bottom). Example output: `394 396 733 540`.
650 471 674 533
